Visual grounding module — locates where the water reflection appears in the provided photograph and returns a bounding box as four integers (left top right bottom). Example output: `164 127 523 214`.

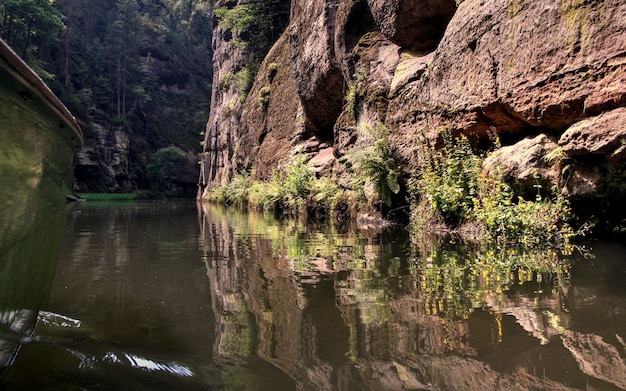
199 203 626 391
0 214 66 374
2 201 624 390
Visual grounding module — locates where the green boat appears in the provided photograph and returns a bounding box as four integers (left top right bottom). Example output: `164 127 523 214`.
76 193 138 201
0 38 82 371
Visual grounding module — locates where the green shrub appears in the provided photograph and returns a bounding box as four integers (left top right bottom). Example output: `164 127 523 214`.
206 184 229 204
414 130 574 249
214 5 255 34
421 131 481 221
146 146 187 193
219 68 253 103
226 172 251 207
258 86 271 110
342 123 400 207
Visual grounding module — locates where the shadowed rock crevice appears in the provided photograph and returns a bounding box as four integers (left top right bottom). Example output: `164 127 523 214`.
335 0 378 82
290 0 345 143
367 0 457 51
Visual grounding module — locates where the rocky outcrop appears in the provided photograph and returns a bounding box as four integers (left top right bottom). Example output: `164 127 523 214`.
74 123 132 192
238 32 307 179
198 1 249 192
559 108 626 162
199 0 626 225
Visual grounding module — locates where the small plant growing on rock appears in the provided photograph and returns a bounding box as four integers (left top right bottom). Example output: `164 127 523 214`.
266 63 278 82
345 82 358 118
258 86 271 110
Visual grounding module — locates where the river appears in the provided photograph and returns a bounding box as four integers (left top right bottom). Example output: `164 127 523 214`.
1 200 625 390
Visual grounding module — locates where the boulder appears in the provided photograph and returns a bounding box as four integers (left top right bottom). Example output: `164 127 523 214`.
482 134 560 195
559 108 626 162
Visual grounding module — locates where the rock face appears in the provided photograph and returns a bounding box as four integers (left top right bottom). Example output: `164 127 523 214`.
199 0 626 224
74 123 132 192
238 32 307 179
198 1 249 190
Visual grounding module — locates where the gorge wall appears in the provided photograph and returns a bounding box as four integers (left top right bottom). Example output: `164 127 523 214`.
199 0 626 227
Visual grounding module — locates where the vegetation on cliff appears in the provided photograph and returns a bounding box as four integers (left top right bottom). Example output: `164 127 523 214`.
413 129 576 250
213 0 289 103
206 124 577 250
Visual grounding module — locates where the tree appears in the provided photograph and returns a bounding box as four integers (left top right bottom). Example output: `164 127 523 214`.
146 146 187 192
106 0 141 119
0 0 65 79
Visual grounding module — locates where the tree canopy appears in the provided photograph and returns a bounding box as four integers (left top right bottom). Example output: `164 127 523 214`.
1 0 214 192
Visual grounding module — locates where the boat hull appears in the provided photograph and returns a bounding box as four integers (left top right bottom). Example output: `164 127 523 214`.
0 39 82 372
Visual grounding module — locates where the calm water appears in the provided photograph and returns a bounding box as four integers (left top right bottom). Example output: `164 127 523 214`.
1 200 625 390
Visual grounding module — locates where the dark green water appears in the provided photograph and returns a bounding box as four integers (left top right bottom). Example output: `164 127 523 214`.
1 201 625 390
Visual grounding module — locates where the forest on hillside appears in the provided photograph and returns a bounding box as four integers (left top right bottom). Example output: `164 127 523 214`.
1 0 214 194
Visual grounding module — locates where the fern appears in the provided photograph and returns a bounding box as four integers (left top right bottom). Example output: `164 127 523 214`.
343 123 400 207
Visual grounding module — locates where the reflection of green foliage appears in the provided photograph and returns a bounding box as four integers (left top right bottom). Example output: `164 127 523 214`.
414 242 571 319
221 301 254 358
222 365 259 391
200 202 576 362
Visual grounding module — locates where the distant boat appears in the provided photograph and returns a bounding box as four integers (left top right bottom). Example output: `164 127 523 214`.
76 193 138 201
0 38 82 372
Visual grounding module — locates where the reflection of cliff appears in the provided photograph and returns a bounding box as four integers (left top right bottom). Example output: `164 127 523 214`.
198 204 626 390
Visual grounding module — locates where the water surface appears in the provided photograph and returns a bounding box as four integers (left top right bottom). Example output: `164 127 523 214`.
2 201 625 390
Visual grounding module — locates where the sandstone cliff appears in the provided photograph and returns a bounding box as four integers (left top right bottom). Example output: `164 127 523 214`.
199 0 626 227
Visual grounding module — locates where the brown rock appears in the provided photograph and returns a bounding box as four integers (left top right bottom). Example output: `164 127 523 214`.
334 32 401 158
482 134 561 195
366 0 456 50
386 0 626 183
562 162 603 198
237 32 306 180
334 0 378 81
559 108 626 159
388 0 626 138
199 0 249 189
